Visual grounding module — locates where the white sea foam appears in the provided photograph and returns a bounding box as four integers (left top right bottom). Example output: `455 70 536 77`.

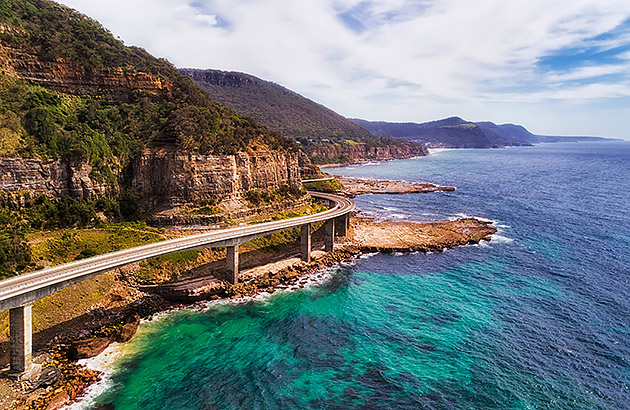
63 343 127 410
359 252 378 259
490 234 514 244
451 213 497 224
63 256 360 408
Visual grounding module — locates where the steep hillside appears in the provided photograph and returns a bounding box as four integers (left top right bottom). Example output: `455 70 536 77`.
353 117 609 147
0 0 302 208
180 69 427 164
353 117 531 148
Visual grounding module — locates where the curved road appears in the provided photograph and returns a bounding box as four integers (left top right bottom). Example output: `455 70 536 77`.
0 192 354 312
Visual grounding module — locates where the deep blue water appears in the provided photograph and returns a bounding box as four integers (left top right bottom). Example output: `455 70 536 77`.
81 141 630 410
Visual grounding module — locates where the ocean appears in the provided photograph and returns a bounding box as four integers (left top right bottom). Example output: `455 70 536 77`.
72 141 630 410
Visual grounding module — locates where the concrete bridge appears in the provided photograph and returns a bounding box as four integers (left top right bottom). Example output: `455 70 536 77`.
0 192 354 374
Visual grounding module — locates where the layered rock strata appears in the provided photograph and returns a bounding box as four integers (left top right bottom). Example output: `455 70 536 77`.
0 157 108 203
311 143 427 164
0 149 303 209
132 149 302 207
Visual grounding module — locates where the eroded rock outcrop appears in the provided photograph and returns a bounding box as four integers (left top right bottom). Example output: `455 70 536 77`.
0 148 303 209
0 157 109 203
10 59 172 96
310 143 427 164
132 148 302 206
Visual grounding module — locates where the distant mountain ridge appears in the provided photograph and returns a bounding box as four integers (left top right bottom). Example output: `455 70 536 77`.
179 69 373 141
352 117 608 148
180 68 427 164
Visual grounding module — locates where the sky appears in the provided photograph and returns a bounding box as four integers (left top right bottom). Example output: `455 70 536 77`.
57 0 630 139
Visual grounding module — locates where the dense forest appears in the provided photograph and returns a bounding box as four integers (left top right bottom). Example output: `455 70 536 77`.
0 0 295 181
180 69 423 161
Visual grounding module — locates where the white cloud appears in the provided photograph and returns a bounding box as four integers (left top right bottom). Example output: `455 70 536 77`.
55 0 630 138
546 65 627 83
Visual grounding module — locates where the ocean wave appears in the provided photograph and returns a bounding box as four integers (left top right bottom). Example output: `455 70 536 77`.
64 343 127 410
451 213 497 223
490 234 514 244
63 258 355 408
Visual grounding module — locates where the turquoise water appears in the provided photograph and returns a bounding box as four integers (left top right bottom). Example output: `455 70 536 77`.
82 142 630 409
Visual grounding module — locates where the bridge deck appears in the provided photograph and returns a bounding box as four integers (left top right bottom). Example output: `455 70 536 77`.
0 192 353 373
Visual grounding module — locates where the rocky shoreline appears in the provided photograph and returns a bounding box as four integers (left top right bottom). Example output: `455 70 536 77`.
4 214 496 410
335 176 455 197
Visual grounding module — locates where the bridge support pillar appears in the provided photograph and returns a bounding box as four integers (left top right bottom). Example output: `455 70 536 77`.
10 305 32 373
301 224 312 262
336 214 348 237
226 245 239 285
324 219 335 252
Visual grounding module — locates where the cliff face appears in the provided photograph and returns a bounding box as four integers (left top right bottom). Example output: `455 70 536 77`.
309 143 428 164
10 59 172 96
0 149 302 208
0 0 306 215
132 149 302 206
0 157 109 204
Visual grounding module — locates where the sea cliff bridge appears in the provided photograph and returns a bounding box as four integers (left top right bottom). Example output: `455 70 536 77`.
0 192 354 374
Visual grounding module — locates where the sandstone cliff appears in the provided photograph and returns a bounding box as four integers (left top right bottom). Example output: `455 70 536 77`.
0 0 306 216
309 143 428 164
0 148 303 209
10 59 172 96
132 149 302 207
0 157 109 205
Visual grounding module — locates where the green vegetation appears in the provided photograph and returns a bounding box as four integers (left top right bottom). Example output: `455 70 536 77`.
310 153 351 165
1 194 133 230
244 185 307 208
0 193 163 278
302 179 344 193
0 0 297 189
134 249 202 283
0 208 32 278
181 69 425 161
248 200 328 224
28 222 164 267
181 198 221 216
245 228 300 251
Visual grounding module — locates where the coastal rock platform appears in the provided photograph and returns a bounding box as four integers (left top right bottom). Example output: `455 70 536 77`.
349 217 496 252
336 177 455 197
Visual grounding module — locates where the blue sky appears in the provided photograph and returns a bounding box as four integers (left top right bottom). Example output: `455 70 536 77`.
58 0 630 139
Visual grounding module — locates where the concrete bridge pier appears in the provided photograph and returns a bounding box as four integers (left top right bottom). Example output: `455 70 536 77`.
301 224 312 262
325 219 335 252
226 245 239 284
9 305 32 373
336 214 349 237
